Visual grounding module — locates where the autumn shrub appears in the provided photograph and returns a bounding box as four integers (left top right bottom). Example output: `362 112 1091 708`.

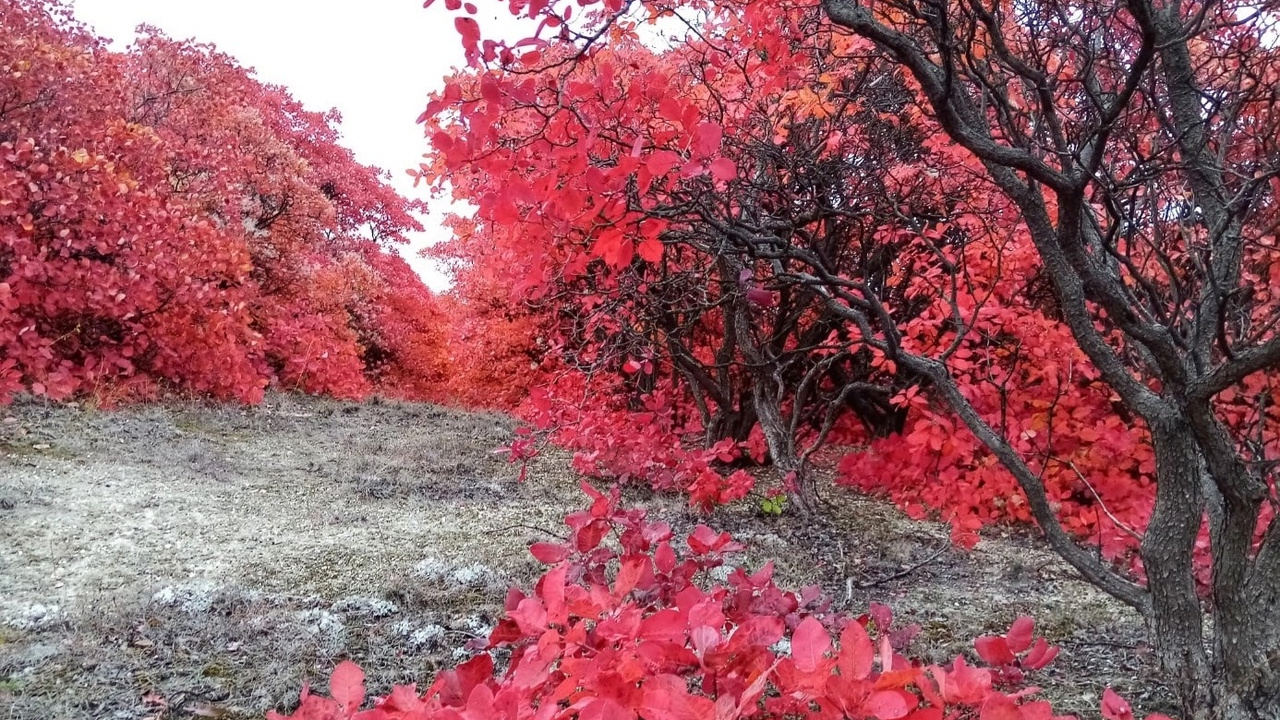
415 0 1172 547
0 1 446 405
516 372 765 509
267 487 1169 720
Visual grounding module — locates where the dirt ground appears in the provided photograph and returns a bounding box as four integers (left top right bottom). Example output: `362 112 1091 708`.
0 395 1174 719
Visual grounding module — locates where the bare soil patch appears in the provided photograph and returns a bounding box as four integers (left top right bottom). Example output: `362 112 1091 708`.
0 395 1172 719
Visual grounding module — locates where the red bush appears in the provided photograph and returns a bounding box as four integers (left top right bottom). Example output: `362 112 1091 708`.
0 2 445 405
268 487 1172 720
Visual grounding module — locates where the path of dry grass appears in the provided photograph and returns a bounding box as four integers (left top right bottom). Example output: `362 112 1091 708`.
0 395 1171 719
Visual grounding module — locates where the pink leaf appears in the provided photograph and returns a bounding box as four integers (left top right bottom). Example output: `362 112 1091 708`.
330 661 366 712
1101 688 1134 720
838 620 874 680
746 287 776 307
1005 616 1035 654
693 123 723 157
975 636 1016 666
792 617 830 673
708 157 736 182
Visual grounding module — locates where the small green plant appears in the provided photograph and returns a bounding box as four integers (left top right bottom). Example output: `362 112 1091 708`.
760 489 786 516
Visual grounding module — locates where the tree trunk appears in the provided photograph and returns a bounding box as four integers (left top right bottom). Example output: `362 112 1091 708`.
750 371 818 515
1142 419 1215 718
1144 419 1280 720
726 279 821 515
704 395 757 449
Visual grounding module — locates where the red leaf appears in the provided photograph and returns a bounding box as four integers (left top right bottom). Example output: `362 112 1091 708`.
511 597 548 634
1005 616 1035 654
330 661 366 712
1022 637 1059 670
466 683 496 719
791 617 830 673
838 620 875 680
487 618 523 647
580 698 633 720
637 237 664 263
1101 688 1134 720
979 694 1023 720
708 157 736 182
454 17 480 46
640 674 714 720
866 690 910 720
575 518 611 552
654 541 677 574
646 150 682 177
1016 701 1057 720
640 608 687 643
729 615 784 649
693 123 723 157
542 563 568 625
614 555 646 597
592 231 633 268
974 636 1016 666
530 542 570 564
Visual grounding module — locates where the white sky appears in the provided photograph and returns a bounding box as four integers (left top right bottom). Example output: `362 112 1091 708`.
69 0 513 291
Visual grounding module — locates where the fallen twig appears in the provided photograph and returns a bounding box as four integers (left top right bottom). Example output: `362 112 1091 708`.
853 543 950 589
493 523 569 541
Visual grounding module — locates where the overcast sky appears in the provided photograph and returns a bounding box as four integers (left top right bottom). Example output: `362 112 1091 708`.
69 0 510 290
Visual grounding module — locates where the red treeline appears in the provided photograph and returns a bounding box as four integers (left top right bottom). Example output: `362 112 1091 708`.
1 1 446 404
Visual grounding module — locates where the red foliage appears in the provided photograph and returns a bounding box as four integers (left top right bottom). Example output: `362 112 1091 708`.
267 488 1172 720
514 373 764 510
417 0 1280 590
0 1 446 404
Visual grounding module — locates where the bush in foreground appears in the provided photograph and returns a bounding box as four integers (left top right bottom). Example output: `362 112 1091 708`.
268 485 1169 720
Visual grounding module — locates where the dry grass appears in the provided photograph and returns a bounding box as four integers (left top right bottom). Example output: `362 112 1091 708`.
0 395 1173 719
